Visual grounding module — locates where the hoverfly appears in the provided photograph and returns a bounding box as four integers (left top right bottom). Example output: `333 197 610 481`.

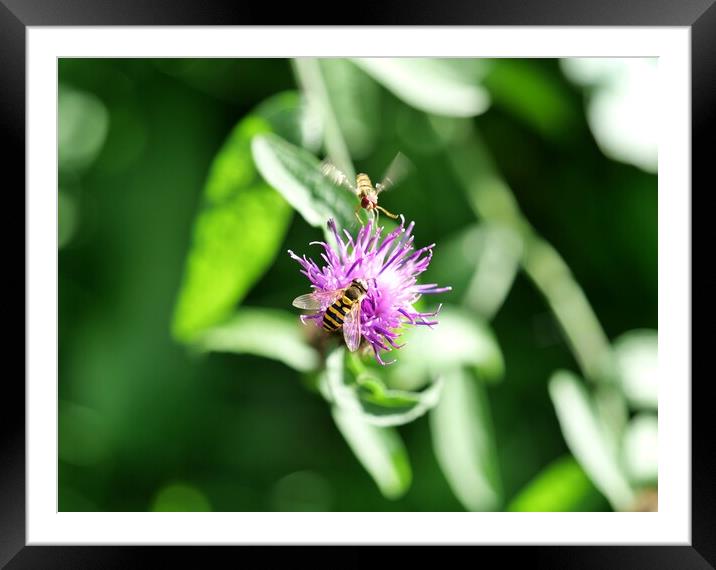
320 152 412 224
292 279 369 351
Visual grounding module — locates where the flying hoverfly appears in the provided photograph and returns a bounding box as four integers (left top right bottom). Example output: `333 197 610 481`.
320 152 412 224
292 279 369 351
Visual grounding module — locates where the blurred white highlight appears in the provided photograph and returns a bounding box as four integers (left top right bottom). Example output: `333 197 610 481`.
614 329 658 409
561 58 658 173
622 414 658 484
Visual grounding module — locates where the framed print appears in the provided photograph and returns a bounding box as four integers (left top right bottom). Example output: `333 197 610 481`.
4 0 713 566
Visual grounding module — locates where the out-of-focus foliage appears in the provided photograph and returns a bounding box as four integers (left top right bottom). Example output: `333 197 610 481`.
430 368 502 511
621 414 658 485
320 348 444 428
392 306 504 387
613 329 658 410
483 59 578 141
354 58 491 117
507 455 604 512
195 308 320 373
151 483 212 512
59 84 109 173
58 189 79 249
319 59 381 160
561 58 658 173
548 370 635 511
331 407 412 500
252 133 356 231
171 94 299 341
58 58 656 513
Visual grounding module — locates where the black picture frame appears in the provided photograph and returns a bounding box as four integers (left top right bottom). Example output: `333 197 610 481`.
4 0 713 566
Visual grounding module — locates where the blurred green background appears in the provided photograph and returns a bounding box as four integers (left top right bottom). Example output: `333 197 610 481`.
58 58 657 512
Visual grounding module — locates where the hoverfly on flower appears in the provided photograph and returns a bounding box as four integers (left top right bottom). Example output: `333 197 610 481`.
320 152 412 224
292 279 369 352
289 218 450 365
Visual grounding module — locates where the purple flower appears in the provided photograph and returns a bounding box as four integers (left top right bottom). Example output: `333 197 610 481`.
289 217 451 365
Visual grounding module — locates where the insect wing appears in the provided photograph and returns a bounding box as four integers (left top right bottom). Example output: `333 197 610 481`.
342 301 362 352
377 152 412 194
320 160 357 194
292 289 343 311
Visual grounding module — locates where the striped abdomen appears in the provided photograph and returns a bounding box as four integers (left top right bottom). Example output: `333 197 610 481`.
322 284 364 332
356 173 374 196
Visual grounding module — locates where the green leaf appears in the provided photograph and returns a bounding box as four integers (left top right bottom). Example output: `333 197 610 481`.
318 59 381 159
193 307 320 373
253 90 322 152
291 58 355 180
331 407 412 500
252 132 357 232
353 58 490 117
171 94 299 342
613 329 658 409
320 347 442 427
391 305 504 389
548 370 635 511
429 367 502 511
507 455 607 512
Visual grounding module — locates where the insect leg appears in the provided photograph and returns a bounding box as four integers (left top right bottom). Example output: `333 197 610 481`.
377 205 399 219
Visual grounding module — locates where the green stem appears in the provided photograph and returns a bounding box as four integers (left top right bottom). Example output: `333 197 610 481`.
448 128 612 382
291 59 355 181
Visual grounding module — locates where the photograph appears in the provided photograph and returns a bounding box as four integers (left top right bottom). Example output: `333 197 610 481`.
57 56 658 514
3 0 708 560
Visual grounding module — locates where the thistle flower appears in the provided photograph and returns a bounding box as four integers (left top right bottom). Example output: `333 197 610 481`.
288 217 451 365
